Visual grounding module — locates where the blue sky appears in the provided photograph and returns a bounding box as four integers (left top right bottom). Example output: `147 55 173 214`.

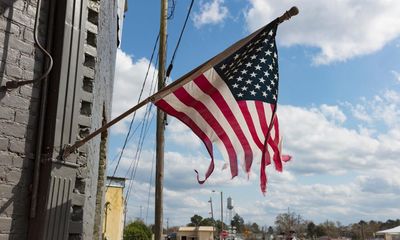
108 0 400 228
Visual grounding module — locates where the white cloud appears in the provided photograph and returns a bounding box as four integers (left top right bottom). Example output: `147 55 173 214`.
244 0 400 64
344 90 400 128
193 0 229 28
166 118 202 150
319 104 346 125
279 105 381 175
111 62 400 226
111 49 157 134
392 70 400 83
120 99 400 226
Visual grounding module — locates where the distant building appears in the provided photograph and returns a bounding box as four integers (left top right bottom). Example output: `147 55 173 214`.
177 226 215 240
103 177 126 240
376 226 400 240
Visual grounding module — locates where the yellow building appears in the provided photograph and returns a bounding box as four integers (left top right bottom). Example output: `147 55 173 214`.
103 177 126 240
177 226 215 240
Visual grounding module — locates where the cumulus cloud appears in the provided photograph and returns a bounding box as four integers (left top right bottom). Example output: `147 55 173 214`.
112 62 400 225
121 98 400 225
244 0 400 64
344 90 400 128
319 104 346 125
279 105 381 175
112 49 157 134
166 118 202 150
193 0 229 28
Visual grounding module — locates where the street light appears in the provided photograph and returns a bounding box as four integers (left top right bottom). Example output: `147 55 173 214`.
208 197 215 239
212 190 224 239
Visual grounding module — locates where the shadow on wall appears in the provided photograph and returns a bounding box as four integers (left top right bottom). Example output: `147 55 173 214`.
0 0 48 238
0 1 16 90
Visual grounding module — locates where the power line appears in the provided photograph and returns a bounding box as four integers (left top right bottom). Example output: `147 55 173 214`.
166 0 194 78
124 60 159 203
145 152 155 225
122 57 158 181
107 34 159 186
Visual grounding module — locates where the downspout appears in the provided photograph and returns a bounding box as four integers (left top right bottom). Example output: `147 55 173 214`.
30 0 56 218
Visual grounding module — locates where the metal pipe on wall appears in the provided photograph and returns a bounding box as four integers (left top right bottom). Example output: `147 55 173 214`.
30 0 56 218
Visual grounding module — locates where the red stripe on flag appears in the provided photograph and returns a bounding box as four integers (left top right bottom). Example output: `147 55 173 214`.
237 101 264 150
265 116 282 172
194 74 253 172
155 99 215 183
173 87 239 177
256 101 268 136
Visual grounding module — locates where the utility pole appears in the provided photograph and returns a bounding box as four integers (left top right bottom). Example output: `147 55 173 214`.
209 197 214 220
208 197 216 239
213 190 224 239
155 0 167 239
167 218 169 233
220 191 224 238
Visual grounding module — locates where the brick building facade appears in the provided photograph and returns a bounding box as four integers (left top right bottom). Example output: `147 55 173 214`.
0 0 125 239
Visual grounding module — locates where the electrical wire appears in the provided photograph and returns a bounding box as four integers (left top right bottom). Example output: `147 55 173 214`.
122 54 158 182
145 152 155 224
167 0 176 20
166 0 194 78
123 0 196 217
107 34 159 186
1 0 53 92
124 62 159 203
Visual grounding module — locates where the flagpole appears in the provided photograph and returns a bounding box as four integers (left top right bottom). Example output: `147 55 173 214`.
60 6 299 158
155 0 168 239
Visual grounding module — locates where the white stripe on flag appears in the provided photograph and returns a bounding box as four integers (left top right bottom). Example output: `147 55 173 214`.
182 78 245 169
205 69 262 161
162 93 230 162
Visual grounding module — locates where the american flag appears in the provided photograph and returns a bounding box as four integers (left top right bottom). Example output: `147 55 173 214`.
154 19 291 193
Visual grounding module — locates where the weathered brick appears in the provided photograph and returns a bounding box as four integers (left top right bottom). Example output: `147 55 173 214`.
19 55 35 71
22 27 34 43
0 166 7 182
0 184 13 198
0 122 26 138
5 64 22 78
0 93 30 110
0 217 12 233
1 197 28 217
6 169 22 184
0 18 20 34
0 152 13 166
0 138 9 151
19 84 40 99
12 156 33 169
0 47 19 63
9 36 34 55
0 0 25 11
14 110 34 125
0 199 14 216
0 106 14 120
9 139 26 154
3 8 34 29
27 4 36 17
22 69 34 80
